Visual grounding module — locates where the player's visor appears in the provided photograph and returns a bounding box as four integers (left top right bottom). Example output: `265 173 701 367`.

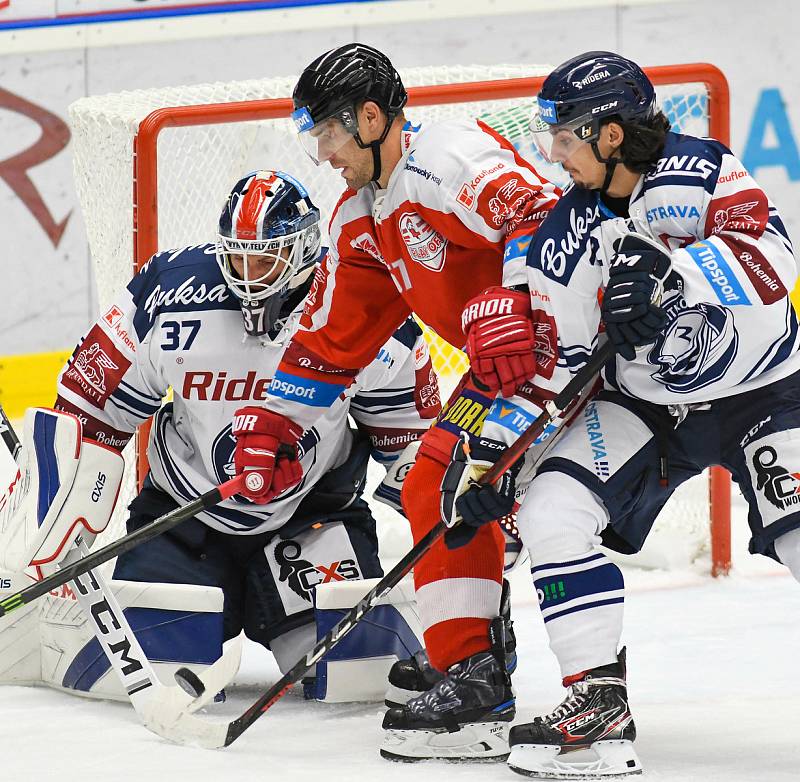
529 108 598 166
292 106 359 166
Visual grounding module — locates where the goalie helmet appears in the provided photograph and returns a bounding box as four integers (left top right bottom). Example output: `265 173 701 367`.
216 170 322 339
291 43 407 180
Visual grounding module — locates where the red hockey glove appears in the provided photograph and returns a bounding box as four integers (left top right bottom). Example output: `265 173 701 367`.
462 287 538 398
232 407 303 504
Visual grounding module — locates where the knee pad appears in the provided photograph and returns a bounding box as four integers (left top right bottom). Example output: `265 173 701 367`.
517 471 608 564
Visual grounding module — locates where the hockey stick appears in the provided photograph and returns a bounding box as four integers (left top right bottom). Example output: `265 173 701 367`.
0 407 244 744
0 445 245 620
179 340 617 750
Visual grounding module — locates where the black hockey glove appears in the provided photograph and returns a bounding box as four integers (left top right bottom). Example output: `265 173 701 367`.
601 233 672 361
446 471 517 550
440 434 517 550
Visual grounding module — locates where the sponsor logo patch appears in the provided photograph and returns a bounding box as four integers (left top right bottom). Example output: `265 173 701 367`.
268 371 346 407
649 154 718 179
456 183 476 211
583 401 609 477
684 241 751 305
708 190 768 237
62 327 131 406
487 177 536 228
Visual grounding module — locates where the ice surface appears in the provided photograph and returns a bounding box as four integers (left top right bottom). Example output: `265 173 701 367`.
3 465 799 780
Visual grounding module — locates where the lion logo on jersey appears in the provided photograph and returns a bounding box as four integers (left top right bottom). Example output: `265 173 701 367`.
398 211 447 271
648 301 738 393
73 343 119 394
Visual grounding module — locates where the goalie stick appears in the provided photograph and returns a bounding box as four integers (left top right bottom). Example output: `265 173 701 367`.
0 466 245 619
167 340 617 750
0 405 244 744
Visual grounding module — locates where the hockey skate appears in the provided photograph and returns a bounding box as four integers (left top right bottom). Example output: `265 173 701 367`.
507 650 641 779
384 648 445 708
381 618 515 762
384 579 517 708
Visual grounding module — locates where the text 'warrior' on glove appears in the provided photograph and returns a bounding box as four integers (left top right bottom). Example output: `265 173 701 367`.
601 233 673 361
232 406 303 504
462 287 556 398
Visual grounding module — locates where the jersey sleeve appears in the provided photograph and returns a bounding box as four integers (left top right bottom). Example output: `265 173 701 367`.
647 140 796 310
267 198 412 430
55 259 167 450
406 119 559 266
348 318 441 466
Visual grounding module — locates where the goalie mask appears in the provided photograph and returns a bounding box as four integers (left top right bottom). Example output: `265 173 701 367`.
216 170 322 338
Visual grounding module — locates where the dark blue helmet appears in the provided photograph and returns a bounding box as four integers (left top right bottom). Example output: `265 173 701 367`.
216 170 321 338
535 51 656 142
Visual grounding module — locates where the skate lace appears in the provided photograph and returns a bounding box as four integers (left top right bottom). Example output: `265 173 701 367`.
544 676 625 723
408 674 460 715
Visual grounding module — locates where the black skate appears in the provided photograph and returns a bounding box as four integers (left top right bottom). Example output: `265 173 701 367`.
384 579 517 708
381 624 515 761
508 650 641 778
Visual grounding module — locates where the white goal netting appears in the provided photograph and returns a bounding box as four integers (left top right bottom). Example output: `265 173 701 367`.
68 63 724 572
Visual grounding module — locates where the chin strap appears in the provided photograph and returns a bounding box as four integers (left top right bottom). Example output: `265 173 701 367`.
590 142 620 195
356 113 396 183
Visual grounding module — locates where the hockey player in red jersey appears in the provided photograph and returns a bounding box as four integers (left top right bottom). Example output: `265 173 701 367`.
226 43 560 759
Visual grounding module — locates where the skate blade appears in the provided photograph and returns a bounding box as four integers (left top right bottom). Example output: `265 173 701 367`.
381 721 510 762
508 739 642 779
384 682 417 708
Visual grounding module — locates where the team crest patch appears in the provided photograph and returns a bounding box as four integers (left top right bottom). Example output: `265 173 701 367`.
398 211 447 271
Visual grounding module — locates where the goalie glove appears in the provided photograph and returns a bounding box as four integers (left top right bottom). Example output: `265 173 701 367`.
0 408 125 575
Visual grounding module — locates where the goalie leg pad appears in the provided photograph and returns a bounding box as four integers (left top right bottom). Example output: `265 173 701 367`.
0 408 124 574
304 575 424 702
0 571 41 684
40 579 224 702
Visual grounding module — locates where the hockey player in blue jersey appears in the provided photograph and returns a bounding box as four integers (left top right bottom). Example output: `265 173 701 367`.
0 170 440 699
456 52 800 777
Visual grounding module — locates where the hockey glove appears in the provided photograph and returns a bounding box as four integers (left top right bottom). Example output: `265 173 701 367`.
232 406 303 504
440 433 517 550
462 287 538 398
601 233 672 361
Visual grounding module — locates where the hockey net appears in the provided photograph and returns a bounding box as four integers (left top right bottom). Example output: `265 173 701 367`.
68 62 731 576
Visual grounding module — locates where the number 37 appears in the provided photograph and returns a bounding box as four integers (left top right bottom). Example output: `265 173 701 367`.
160 319 201 350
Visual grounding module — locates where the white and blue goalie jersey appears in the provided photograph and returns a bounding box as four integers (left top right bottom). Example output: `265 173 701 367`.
507 131 800 406
55 244 440 534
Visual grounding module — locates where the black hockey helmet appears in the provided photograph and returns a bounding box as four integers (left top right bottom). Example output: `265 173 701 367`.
531 51 657 190
291 43 407 181
216 169 321 339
